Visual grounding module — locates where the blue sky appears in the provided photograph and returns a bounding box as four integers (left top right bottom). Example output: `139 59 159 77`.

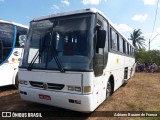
0 0 160 50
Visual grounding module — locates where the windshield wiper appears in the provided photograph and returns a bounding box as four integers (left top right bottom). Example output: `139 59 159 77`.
47 23 65 73
27 20 65 73
27 49 39 71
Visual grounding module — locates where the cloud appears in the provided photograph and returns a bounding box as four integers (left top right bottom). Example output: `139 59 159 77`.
82 0 102 5
132 14 148 22
144 0 157 5
0 0 4 2
26 16 31 19
113 24 133 33
61 0 70 6
51 5 60 10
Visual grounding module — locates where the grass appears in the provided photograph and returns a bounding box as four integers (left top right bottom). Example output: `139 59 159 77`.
126 100 139 109
94 73 160 119
0 73 159 120
0 85 18 97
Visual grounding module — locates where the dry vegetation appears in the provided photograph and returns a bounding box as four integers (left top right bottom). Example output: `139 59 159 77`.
0 73 160 120
97 73 160 111
92 73 160 120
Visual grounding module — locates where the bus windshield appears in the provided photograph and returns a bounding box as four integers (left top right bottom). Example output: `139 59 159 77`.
21 14 95 71
0 23 14 63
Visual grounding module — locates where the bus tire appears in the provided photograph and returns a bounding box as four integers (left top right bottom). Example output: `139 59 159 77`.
15 74 19 89
106 80 112 100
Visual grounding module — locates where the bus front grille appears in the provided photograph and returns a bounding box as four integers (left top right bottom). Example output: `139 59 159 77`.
29 81 64 90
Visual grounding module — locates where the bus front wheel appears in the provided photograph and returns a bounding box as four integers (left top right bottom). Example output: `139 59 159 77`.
106 81 111 100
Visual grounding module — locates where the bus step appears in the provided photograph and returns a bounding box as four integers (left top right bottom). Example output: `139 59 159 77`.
124 79 128 83
122 79 128 87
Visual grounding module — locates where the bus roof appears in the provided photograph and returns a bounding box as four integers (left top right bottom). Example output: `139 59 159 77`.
32 8 105 21
32 8 114 29
31 8 134 48
0 19 29 29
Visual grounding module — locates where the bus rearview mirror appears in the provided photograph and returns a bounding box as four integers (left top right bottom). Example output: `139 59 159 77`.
97 30 106 48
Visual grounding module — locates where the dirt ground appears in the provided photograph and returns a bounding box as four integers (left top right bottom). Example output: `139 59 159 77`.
0 73 160 119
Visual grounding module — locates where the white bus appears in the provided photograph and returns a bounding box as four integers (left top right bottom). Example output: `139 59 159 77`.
18 8 136 112
0 20 28 87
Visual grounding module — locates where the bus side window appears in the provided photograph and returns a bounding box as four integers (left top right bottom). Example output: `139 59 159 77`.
127 43 130 55
15 26 27 48
119 37 123 53
15 33 27 47
117 34 119 51
123 39 126 54
130 46 132 56
15 33 20 47
126 42 128 54
110 28 117 51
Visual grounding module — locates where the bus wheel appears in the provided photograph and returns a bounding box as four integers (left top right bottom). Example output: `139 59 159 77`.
106 81 111 100
15 74 19 89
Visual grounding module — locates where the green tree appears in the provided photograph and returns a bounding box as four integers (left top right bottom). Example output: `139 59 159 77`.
136 49 160 66
130 29 146 49
149 50 160 65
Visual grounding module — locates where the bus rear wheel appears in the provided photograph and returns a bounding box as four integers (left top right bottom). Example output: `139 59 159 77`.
106 81 111 100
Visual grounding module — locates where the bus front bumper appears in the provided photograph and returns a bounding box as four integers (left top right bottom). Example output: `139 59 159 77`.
19 86 95 112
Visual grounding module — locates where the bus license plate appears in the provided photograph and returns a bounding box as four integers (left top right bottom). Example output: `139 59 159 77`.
39 94 51 100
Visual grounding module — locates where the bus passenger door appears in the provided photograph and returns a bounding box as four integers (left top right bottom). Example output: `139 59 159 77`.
94 20 106 77
93 16 107 104
93 75 104 104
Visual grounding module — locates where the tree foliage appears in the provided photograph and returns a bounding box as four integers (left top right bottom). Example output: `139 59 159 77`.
130 29 146 49
135 49 160 65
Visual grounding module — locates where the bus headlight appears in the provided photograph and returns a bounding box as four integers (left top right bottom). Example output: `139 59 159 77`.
75 87 81 92
68 86 74 91
68 86 81 92
19 80 28 85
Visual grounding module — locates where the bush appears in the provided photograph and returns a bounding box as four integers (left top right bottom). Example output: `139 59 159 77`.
158 66 160 72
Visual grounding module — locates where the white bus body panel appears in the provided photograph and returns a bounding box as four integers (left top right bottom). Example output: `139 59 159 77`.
18 52 135 112
18 69 108 112
104 52 135 91
0 48 23 86
18 8 135 112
